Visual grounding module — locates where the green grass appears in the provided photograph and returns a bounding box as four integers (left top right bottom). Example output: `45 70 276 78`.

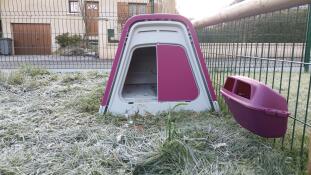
19 64 50 77
7 72 25 85
61 72 85 84
0 71 6 84
133 112 301 174
73 85 104 114
2 65 51 86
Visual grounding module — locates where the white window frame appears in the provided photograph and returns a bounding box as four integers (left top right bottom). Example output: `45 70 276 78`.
128 3 147 17
69 0 80 13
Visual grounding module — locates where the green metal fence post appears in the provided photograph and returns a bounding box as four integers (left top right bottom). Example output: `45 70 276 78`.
150 0 155 14
304 4 311 72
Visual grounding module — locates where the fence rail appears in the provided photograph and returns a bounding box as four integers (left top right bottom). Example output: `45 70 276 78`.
198 3 311 171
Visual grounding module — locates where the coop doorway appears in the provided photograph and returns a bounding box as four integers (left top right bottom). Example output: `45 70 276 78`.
122 46 157 101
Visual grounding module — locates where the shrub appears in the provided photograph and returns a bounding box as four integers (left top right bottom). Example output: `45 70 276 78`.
7 72 24 85
55 33 82 48
19 65 50 77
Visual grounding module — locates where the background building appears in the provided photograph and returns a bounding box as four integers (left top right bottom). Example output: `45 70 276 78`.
0 0 177 58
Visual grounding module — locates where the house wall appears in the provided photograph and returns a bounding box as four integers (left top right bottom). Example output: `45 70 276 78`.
100 0 177 59
157 0 177 13
99 0 156 59
0 0 177 58
0 0 89 54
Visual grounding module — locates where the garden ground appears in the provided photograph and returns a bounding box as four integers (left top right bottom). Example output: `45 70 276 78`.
0 67 305 174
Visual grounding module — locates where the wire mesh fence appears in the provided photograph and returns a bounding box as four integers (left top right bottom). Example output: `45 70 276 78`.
0 0 176 69
198 4 311 170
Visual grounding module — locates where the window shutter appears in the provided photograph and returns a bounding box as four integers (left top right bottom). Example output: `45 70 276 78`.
146 3 159 13
146 3 151 14
117 2 129 25
154 3 159 13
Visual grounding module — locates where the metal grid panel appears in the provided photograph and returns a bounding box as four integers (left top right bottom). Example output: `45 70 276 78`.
198 4 311 170
0 0 177 69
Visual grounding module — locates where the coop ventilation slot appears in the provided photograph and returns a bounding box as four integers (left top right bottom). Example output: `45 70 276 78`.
122 47 157 101
159 30 177 33
138 30 157 33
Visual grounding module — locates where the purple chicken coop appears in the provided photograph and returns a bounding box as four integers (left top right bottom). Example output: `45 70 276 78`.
221 76 289 138
99 14 219 115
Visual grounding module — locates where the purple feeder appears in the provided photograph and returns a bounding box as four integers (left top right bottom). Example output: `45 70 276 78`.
221 76 289 138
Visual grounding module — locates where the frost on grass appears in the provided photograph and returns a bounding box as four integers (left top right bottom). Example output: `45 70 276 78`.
0 69 301 174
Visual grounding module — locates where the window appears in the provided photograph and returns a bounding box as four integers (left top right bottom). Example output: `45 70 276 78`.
108 29 118 43
128 3 147 17
86 3 98 10
117 2 147 27
69 0 80 13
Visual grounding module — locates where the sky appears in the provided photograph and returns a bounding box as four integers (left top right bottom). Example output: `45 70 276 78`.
176 0 234 20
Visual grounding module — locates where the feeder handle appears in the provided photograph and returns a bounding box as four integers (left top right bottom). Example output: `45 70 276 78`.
264 109 290 118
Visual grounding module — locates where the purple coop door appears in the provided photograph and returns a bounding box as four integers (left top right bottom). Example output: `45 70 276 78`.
157 44 198 102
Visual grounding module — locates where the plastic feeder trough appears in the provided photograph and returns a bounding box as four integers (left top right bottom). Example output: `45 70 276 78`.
221 76 289 138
